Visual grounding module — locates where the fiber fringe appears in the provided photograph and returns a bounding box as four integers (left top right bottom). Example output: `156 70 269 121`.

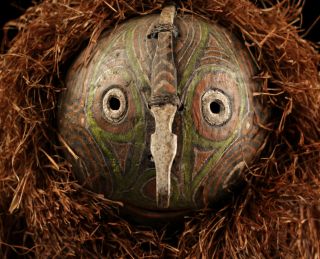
0 0 319 257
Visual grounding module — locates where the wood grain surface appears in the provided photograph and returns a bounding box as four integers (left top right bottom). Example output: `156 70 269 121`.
58 13 268 215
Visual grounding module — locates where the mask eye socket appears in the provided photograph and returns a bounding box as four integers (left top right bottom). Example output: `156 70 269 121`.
102 87 127 123
201 89 232 126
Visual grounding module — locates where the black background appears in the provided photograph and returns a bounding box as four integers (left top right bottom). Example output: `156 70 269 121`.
0 0 319 44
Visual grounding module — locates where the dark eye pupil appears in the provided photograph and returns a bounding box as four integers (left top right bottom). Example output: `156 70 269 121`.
210 101 221 114
109 97 121 110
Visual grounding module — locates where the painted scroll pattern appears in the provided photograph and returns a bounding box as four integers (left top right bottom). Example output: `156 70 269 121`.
58 14 268 210
58 54 114 196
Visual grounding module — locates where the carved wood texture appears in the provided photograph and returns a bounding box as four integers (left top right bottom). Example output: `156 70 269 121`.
58 13 268 215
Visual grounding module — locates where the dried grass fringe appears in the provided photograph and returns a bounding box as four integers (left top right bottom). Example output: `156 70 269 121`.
0 0 319 258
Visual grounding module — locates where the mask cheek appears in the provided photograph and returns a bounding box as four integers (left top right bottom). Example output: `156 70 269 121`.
201 112 268 206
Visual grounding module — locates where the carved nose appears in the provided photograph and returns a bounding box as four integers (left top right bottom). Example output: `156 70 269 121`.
150 104 177 208
148 4 178 208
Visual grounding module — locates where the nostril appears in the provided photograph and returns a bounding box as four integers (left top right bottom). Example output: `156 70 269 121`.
172 159 176 165
148 154 154 162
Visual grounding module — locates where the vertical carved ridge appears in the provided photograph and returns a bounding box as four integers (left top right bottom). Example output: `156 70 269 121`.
149 5 179 208
149 5 179 106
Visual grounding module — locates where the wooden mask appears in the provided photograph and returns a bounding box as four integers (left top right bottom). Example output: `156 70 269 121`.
58 6 267 219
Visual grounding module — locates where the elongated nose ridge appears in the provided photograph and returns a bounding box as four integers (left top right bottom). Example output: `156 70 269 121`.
150 103 178 208
148 4 179 208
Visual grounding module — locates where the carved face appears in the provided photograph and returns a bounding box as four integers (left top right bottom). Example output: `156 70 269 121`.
58 10 267 218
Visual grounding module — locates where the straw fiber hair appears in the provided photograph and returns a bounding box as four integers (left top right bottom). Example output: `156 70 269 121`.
0 0 319 257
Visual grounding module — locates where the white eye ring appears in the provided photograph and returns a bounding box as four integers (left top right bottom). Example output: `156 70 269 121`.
102 87 127 123
201 89 231 126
